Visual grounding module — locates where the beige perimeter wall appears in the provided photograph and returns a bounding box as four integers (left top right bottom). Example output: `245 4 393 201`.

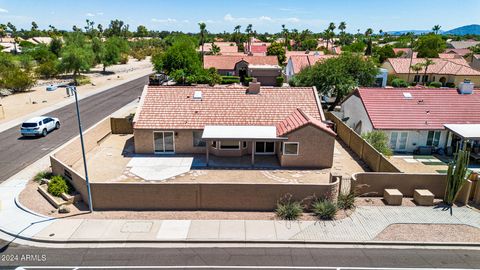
325 112 401 172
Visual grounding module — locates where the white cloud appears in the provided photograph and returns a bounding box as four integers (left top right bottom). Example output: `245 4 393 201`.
0 8 8 13
86 12 95 17
223 13 301 24
96 12 104 16
286 17 300 23
151 18 177 23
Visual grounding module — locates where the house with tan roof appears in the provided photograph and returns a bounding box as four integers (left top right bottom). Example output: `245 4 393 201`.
132 83 336 168
382 58 480 87
340 85 480 153
285 54 337 81
198 42 239 54
203 55 281 86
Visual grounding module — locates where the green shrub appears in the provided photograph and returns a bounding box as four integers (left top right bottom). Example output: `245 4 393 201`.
446 82 455 88
362 130 393 156
429 81 442 88
276 76 284 87
275 194 303 220
312 199 337 220
33 171 53 182
76 75 91 86
119 53 129 64
221 75 240 84
47 175 73 197
391 78 409 88
36 60 60 79
337 192 356 210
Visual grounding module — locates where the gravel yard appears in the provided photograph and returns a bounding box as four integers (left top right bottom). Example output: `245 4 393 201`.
374 223 480 242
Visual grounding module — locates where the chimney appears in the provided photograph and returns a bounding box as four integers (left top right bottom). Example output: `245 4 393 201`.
247 78 261 94
458 80 474 95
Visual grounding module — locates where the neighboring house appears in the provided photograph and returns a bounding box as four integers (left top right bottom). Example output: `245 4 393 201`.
340 85 480 153
444 48 472 57
0 42 21 53
26 37 53 45
393 48 417 58
198 42 238 54
132 84 336 168
203 55 281 86
244 38 271 55
447 40 480 50
438 53 463 59
471 54 480 70
382 58 480 86
285 55 337 81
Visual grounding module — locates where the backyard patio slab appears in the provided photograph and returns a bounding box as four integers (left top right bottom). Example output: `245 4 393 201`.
128 156 194 181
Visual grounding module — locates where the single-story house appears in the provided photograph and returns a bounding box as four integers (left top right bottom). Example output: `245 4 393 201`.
447 40 480 50
285 55 337 81
203 55 281 86
382 58 480 87
393 48 417 58
471 54 480 70
198 42 238 54
244 38 270 55
133 83 336 168
340 85 480 153
444 48 472 57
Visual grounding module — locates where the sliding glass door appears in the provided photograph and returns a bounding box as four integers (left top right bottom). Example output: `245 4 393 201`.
154 132 175 153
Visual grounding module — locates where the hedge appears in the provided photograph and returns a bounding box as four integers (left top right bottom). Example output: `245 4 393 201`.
221 76 240 84
276 76 284 86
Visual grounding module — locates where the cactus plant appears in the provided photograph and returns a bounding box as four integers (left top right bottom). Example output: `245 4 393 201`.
444 143 471 205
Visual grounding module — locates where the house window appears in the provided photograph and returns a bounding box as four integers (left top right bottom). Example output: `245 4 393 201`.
211 141 217 149
192 131 206 147
389 132 408 151
422 75 429 82
426 131 441 147
414 75 421 83
283 142 299 155
242 141 247 148
219 140 240 150
255 141 275 154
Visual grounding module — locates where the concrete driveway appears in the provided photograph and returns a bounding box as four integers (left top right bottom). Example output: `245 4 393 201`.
127 156 194 181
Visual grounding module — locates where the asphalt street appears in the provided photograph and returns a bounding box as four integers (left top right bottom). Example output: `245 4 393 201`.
0 240 479 269
0 75 148 183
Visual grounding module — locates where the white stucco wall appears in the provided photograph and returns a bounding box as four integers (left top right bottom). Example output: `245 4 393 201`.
285 58 295 82
383 130 448 153
341 94 374 135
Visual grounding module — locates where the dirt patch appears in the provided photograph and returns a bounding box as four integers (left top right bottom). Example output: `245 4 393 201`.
374 223 480 242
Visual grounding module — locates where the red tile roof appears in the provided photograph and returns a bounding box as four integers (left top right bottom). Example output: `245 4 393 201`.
355 88 480 130
385 58 480 76
250 45 268 54
198 42 238 53
276 108 336 137
134 86 325 130
289 55 337 74
203 55 278 70
444 48 471 56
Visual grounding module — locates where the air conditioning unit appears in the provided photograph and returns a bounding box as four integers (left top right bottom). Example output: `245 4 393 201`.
458 81 474 94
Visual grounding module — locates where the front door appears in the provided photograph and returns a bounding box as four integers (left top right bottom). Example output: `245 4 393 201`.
154 132 175 153
255 141 275 155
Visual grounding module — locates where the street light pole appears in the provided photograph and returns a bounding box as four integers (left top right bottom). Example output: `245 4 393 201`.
69 86 94 212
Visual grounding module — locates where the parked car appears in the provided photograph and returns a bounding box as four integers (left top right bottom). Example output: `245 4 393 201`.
20 116 60 137
46 84 58 91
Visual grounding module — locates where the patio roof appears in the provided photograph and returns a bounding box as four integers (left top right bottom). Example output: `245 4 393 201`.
444 124 480 140
202 125 287 140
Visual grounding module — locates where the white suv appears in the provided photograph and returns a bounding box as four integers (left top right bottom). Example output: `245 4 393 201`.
21 116 60 137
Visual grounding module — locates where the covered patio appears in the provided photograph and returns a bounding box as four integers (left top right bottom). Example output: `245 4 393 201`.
201 125 287 167
444 124 480 162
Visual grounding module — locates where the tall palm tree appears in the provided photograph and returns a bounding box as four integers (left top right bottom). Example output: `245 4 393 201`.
410 63 423 84
198 22 207 59
338 21 346 45
406 32 415 82
233 25 241 45
281 24 289 50
364 28 373 55
246 24 253 53
422 58 435 85
432 25 441 35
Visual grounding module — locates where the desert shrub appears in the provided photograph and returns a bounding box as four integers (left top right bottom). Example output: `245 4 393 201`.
221 75 240 84
119 53 129 64
312 199 337 220
429 81 442 88
76 75 91 86
47 175 73 197
337 191 356 210
362 130 393 156
33 171 53 182
446 82 455 88
36 59 60 79
391 78 409 88
276 76 284 86
275 194 303 220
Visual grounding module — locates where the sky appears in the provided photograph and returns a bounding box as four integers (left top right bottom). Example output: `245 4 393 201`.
1 0 480 34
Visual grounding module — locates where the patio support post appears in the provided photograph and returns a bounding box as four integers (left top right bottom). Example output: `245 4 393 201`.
251 140 255 166
206 140 209 166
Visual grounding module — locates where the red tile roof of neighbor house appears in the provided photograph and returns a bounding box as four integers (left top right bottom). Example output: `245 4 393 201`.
203 55 278 70
444 48 471 56
276 108 336 137
198 42 239 53
134 86 328 132
250 45 268 54
355 88 480 130
289 55 337 74
386 58 480 76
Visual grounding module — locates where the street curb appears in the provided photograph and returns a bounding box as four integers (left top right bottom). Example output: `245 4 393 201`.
14 193 53 219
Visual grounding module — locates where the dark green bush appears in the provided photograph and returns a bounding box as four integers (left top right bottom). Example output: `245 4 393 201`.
47 175 73 197
276 76 284 86
33 171 53 182
312 199 337 220
243 76 253 85
337 192 356 210
429 81 442 88
275 194 303 220
391 78 409 88
221 75 240 84
446 82 455 88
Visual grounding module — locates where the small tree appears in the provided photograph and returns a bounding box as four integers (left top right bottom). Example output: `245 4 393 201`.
415 34 446 58
362 131 393 156
266 42 286 64
444 144 471 205
422 58 434 85
59 46 93 84
209 43 220 55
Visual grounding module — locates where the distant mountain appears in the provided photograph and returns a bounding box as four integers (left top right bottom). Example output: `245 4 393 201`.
444 24 480 35
386 24 480 36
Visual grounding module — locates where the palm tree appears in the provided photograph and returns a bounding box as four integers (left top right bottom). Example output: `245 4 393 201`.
210 43 220 55
432 25 441 35
410 63 423 84
246 24 253 53
199 22 207 59
338 21 346 45
234 25 241 44
422 58 435 85
281 24 289 50
364 28 373 55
